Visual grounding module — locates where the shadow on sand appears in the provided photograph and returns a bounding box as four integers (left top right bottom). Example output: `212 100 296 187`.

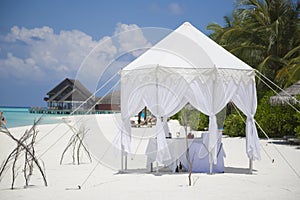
115 168 188 176
116 166 255 176
115 168 150 175
224 166 255 175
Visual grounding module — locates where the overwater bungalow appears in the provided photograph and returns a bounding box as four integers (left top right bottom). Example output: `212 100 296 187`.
30 78 120 114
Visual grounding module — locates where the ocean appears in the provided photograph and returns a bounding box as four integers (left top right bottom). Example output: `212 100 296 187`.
0 106 63 128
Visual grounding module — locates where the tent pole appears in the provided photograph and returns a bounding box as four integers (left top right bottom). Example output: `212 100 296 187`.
209 152 213 174
121 150 124 172
125 155 128 170
121 130 124 172
249 158 253 174
209 68 217 175
155 65 159 175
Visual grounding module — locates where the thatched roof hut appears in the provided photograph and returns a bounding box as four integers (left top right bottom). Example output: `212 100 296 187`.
270 80 300 105
44 78 96 110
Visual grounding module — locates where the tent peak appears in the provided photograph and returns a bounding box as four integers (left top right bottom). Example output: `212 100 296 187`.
182 21 192 26
123 21 254 71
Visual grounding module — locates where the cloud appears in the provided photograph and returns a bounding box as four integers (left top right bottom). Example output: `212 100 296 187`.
0 52 44 81
168 3 184 15
0 26 100 82
76 23 152 93
114 23 151 57
0 23 151 87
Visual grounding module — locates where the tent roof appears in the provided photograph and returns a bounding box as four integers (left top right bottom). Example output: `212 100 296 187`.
123 22 253 71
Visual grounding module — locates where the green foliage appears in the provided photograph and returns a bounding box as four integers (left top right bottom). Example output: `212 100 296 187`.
181 107 201 131
198 112 209 131
170 108 209 131
255 91 299 138
206 0 300 138
170 112 180 121
223 113 246 137
223 92 299 138
207 0 300 90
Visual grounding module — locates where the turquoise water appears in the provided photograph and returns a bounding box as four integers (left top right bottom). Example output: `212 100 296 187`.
0 107 63 128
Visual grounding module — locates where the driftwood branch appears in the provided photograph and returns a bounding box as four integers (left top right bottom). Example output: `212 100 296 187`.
0 117 47 189
60 122 92 165
183 122 193 186
181 108 194 186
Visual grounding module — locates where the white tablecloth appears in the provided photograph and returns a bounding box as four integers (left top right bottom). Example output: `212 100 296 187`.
146 135 225 173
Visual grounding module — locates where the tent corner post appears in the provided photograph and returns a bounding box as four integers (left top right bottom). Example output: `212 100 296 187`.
249 158 253 174
120 129 124 172
209 152 213 175
121 145 124 172
125 155 128 170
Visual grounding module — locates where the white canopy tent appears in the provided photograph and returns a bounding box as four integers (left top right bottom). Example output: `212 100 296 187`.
115 22 261 172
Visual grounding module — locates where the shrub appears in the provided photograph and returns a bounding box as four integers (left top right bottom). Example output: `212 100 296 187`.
171 109 208 131
223 113 246 137
255 91 299 138
198 112 209 131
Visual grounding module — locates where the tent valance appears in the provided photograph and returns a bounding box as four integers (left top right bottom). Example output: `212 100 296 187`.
121 66 255 85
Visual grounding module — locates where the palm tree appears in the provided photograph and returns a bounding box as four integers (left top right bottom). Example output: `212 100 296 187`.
207 0 300 89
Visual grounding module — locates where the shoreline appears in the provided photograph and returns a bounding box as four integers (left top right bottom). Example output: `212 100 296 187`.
0 106 117 129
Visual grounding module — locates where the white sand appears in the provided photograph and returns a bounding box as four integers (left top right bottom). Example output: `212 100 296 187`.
0 114 300 200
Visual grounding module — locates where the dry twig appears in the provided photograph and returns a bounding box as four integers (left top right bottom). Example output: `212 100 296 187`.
60 122 92 165
0 117 47 189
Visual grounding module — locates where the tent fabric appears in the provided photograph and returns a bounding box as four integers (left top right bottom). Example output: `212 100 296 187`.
188 78 238 163
116 22 260 164
232 80 261 160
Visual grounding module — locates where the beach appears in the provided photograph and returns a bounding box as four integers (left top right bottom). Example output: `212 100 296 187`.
0 114 300 200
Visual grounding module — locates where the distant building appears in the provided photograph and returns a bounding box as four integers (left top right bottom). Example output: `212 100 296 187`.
43 78 96 113
95 91 120 112
270 80 300 105
30 78 121 114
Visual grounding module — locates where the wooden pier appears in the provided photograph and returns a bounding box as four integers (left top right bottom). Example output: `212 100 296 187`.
29 107 118 115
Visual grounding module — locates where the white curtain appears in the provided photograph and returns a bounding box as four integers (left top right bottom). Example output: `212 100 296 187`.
232 79 261 160
118 67 259 166
188 75 238 164
143 72 189 163
114 75 147 154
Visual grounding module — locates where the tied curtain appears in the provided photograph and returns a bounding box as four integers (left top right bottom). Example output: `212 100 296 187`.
114 74 147 154
142 74 188 163
116 68 189 163
188 73 238 164
232 79 261 160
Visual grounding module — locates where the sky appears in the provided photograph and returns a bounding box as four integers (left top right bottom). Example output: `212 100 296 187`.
0 0 237 107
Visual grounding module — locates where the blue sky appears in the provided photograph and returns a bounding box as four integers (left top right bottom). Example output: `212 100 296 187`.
0 0 236 107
